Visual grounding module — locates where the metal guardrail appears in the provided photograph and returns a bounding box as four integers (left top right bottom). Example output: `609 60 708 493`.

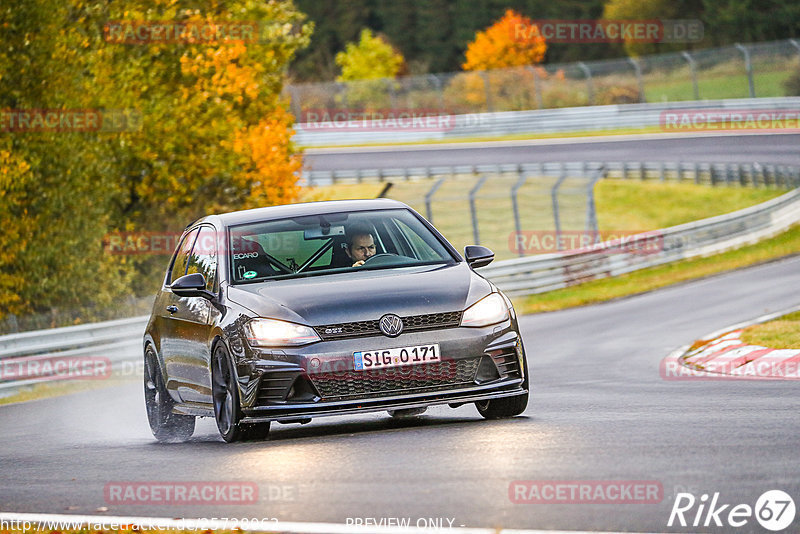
0 316 148 394
482 181 800 296
295 97 800 146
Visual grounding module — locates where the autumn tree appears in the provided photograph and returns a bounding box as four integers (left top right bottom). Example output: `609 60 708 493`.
462 9 547 71
0 0 311 322
335 29 405 81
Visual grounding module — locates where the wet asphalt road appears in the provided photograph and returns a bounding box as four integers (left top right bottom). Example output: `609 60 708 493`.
2 255 799 532
303 133 800 172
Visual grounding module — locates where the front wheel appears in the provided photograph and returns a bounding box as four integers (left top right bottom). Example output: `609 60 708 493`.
476 350 529 419
475 393 528 419
144 345 195 442
211 342 270 442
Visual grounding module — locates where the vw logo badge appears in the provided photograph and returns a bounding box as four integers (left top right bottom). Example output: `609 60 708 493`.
379 314 404 337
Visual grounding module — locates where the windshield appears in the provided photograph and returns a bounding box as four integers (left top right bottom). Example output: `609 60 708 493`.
228 208 456 283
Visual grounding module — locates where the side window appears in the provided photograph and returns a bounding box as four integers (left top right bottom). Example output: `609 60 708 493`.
169 228 199 285
186 226 217 292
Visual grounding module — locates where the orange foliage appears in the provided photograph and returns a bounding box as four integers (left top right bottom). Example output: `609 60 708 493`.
463 9 547 71
233 106 303 209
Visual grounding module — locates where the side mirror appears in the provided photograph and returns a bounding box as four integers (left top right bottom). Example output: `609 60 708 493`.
464 245 494 268
171 273 214 300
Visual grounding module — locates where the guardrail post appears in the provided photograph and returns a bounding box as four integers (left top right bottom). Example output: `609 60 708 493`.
479 71 493 112
659 161 665 182
737 163 745 187
424 177 446 223
639 161 645 181
551 165 568 250
526 66 544 109
428 74 445 113
791 39 800 57
511 170 529 257
627 57 646 103
585 165 606 240
735 43 756 98
469 175 490 245
681 51 700 100
693 162 700 184
577 62 594 105
338 81 349 108
385 78 397 109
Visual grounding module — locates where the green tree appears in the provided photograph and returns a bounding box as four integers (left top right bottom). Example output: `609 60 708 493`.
335 28 405 81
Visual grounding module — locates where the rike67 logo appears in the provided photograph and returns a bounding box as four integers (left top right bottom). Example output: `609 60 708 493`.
669 490 796 531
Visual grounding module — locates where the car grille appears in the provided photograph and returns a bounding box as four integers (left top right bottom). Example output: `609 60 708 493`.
309 357 479 400
314 311 462 340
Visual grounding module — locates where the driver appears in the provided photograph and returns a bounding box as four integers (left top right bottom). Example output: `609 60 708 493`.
345 225 377 267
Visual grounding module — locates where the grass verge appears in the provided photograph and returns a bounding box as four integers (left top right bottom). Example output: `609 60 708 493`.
0 377 132 406
512 224 800 314
741 310 800 349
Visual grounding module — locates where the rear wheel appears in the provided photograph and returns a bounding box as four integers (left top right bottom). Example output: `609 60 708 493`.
211 342 270 442
144 345 195 442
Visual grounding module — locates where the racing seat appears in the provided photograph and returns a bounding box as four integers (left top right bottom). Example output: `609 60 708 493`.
230 237 282 280
329 235 352 269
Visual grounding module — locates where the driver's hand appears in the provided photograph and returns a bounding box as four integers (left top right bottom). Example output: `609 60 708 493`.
352 260 365 267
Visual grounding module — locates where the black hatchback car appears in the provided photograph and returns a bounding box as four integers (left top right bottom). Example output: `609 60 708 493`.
143 199 529 442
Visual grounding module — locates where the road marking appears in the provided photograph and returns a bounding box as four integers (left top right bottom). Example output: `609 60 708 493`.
0 512 667 534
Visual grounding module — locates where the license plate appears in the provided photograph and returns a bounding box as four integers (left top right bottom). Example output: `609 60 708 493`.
354 344 440 371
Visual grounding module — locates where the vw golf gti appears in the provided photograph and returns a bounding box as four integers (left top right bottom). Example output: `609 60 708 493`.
143 199 529 442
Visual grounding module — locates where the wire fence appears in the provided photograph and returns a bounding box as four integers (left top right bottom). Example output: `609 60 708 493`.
4 160 796 334
286 39 800 116
303 160 799 262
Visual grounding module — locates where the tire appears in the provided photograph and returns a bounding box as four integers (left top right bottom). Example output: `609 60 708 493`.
475 350 530 419
475 392 528 419
211 342 270 442
144 345 195 442
388 407 427 418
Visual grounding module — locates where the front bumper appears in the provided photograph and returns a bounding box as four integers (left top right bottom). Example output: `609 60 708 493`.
234 318 527 421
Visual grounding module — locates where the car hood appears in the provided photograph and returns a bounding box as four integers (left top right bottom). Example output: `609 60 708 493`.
226 262 492 326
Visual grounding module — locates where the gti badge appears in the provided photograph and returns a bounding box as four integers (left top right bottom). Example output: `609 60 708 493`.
379 314 404 337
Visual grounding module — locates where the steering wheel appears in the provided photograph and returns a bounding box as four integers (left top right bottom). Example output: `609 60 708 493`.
361 253 400 266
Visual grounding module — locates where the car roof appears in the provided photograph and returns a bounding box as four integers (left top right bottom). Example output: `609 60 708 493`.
194 198 412 229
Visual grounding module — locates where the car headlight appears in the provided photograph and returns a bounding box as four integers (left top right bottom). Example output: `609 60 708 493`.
460 293 509 327
244 318 321 347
